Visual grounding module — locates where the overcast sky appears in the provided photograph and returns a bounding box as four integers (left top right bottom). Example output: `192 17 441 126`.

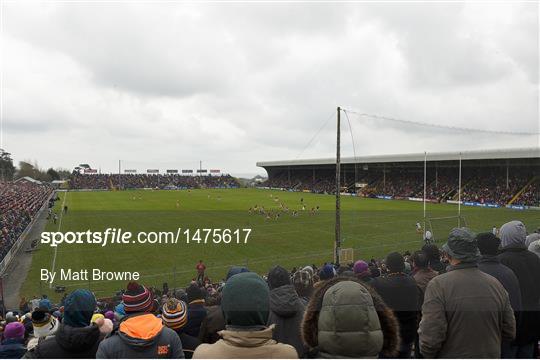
2 1 539 177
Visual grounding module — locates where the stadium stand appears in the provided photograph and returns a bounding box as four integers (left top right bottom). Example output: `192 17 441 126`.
5 221 540 358
0 180 53 262
258 148 540 207
69 174 239 190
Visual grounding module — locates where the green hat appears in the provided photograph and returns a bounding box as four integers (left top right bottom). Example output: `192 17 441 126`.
442 227 480 262
221 272 269 327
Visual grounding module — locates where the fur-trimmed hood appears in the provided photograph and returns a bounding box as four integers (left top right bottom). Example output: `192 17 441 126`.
301 277 400 358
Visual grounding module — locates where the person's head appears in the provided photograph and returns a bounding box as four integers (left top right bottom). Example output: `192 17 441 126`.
199 260 203 263
476 232 501 256
221 272 269 328
63 289 96 327
31 308 59 337
292 269 314 298
353 260 369 277
122 282 155 314
442 228 479 265
499 221 527 248
3 321 25 340
38 298 51 311
161 298 188 331
421 244 441 261
385 252 405 273
318 264 336 281
186 283 205 303
528 240 540 259
412 251 429 269
525 233 540 248
301 277 399 358
225 266 249 281
267 265 290 290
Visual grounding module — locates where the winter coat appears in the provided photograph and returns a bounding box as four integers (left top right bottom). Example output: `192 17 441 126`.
498 245 540 345
478 255 522 312
372 273 421 345
192 325 297 359
184 301 207 338
419 262 515 358
23 323 102 358
0 338 26 359
198 305 225 345
96 313 184 358
267 284 306 357
301 279 400 358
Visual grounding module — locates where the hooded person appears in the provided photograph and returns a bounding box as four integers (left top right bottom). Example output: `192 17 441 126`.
419 228 516 358
529 240 540 259
162 298 198 359
193 272 297 359
301 277 400 358
96 282 184 359
198 268 249 346
266 265 307 357
24 289 105 358
26 309 60 351
0 322 26 359
498 221 540 358
525 232 540 247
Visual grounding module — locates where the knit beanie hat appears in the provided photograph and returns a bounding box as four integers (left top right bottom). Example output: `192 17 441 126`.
529 240 540 259
293 269 313 289
525 233 540 247
476 232 501 255
186 284 205 303
123 282 154 313
63 289 96 327
267 265 291 289
385 252 405 273
499 221 527 248
4 322 25 339
353 260 369 275
225 266 249 281
91 313 104 323
221 272 269 327
31 309 59 337
162 298 188 330
319 264 336 280
104 311 115 321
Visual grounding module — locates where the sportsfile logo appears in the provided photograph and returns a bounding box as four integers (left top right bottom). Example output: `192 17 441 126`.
40 228 252 247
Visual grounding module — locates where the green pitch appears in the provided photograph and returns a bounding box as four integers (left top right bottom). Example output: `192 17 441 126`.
20 188 539 300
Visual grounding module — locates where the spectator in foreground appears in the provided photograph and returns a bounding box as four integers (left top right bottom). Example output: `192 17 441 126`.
162 298 198 359
498 221 540 358
411 250 437 294
267 265 306 357
529 240 540 259
96 282 184 358
292 268 314 304
301 277 399 358
25 289 104 358
0 322 26 359
372 252 420 358
353 260 373 284
419 228 515 358
184 284 208 338
193 272 297 358
476 232 522 313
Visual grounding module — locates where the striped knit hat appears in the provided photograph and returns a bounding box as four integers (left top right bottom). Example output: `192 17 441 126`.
161 298 188 330
123 282 154 313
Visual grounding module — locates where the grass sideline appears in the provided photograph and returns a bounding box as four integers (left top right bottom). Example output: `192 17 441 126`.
19 188 539 300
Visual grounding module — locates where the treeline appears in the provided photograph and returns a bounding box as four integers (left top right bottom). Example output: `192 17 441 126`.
0 148 70 182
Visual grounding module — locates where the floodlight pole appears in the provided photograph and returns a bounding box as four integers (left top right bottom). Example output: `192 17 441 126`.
458 152 462 227
423 152 427 237
335 106 341 265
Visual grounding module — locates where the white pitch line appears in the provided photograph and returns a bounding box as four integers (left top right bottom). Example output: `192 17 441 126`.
49 191 67 288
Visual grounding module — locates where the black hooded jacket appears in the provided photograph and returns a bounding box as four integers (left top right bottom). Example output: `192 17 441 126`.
23 323 102 358
266 284 306 357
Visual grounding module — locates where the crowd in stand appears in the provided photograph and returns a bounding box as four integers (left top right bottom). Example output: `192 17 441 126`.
0 181 53 261
2 220 539 358
263 169 539 207
69 174 239 191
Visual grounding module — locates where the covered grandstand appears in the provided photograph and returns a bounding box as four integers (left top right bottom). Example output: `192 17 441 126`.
257 147 540 208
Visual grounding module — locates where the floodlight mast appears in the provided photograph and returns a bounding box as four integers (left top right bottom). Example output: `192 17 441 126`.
335 106 341 265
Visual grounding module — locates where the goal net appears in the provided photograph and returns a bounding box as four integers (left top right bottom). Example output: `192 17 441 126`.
339 248 354 264
426 216 468 243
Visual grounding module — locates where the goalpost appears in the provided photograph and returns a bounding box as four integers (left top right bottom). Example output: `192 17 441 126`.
426 215 468 243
